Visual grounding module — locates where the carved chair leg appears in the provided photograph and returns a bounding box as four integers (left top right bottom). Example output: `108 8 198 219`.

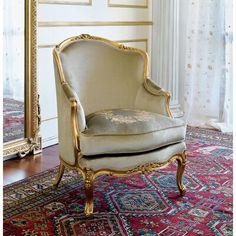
53 161 65 188
176 152 187 196
84 169 95 217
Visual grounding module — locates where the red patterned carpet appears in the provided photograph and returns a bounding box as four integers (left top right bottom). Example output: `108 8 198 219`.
3 127 233 235
3 98 24 143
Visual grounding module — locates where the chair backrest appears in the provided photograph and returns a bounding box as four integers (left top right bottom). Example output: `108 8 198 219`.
53 34 148 115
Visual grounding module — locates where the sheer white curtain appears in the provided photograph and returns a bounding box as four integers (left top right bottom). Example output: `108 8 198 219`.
179 0 233 132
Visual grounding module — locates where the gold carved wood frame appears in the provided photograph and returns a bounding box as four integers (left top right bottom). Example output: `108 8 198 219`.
3 0 41 159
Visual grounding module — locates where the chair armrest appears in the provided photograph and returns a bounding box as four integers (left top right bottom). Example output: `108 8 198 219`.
53 50 86 165
135 79 172 117
144 79 170 97
55 81 86 165
61 82 78 101
61 83 86 132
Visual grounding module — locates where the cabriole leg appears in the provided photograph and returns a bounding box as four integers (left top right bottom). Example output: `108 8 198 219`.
53 161 65 188
176 152 187 196
84 169 95 217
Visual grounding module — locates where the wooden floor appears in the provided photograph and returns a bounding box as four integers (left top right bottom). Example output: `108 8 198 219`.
3 145 59 186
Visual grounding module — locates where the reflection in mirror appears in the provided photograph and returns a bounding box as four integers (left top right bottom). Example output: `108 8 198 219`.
3 0 25 143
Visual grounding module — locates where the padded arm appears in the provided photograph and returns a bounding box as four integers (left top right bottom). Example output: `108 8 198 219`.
135 79 172 117
61 83 86 132
54 56 86 165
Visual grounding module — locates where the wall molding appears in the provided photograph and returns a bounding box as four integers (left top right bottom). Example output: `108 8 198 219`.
41 116 58 122
38 44 56 48
108 0 148 8
38 38 148 51
38 21 153 27
42 136 58 148
43 136 58 142
38 0 92 5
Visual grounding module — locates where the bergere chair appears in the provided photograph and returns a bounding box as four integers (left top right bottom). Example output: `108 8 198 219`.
53 34 187 217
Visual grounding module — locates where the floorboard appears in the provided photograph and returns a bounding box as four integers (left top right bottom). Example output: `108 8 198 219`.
3 145 59 186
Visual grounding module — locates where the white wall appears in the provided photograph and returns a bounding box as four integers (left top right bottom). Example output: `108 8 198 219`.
37 0 153 148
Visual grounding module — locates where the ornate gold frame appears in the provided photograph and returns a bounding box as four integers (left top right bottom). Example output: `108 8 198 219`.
3 0 41 159
53 34 186 216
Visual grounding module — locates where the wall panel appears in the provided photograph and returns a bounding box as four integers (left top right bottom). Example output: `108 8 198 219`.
38 49 57 120
38 25 152 51
38 1 152 22
38 0 152 148
40 119 58 147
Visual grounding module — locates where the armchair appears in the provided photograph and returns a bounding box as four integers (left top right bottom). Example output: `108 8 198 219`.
53 34 187 217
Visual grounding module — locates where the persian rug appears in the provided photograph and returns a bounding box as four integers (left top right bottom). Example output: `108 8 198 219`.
3 98 24 143
3 127 233 236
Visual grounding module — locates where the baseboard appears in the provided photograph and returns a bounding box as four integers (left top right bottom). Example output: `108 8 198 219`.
42 136 58 148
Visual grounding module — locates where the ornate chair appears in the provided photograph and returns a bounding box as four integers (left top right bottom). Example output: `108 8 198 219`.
53 34 187 217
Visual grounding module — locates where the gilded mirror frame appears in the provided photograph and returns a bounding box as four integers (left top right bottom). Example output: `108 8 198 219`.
3 0 41 159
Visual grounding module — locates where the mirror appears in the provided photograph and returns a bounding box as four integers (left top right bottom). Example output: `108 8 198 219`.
3 0 41 159
3 0 25 143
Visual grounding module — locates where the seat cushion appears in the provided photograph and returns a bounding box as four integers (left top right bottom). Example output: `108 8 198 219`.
80 109 186 156
79 142 186 171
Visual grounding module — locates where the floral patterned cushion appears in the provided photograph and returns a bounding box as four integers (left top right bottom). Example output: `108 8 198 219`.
80 109 186 155
83 109 185 136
